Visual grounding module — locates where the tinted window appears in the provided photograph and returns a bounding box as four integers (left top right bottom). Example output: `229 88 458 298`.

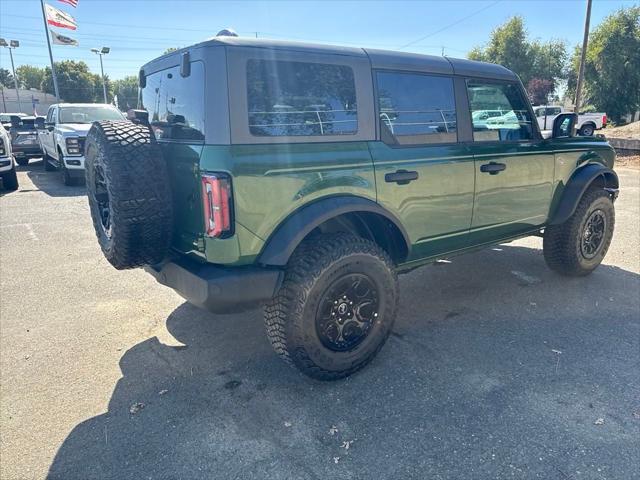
247 60 357 137
376 72 457 145
467 81 534 142
141 61 205 141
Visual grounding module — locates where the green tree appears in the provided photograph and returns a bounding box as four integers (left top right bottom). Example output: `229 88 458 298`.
0 68 14 87
112 75 139 111
468 16 567 98
163 47 180 55
572 6 640 122
15 65 45 90
41 60 102 103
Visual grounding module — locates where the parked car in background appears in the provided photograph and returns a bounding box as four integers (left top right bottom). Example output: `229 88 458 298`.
0 112 26 129
533 105 606 136
9 116 43 166
0 123 18 191
40 104 126 185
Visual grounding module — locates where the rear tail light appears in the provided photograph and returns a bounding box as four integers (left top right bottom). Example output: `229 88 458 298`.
602 114 607 127
201 174 232 238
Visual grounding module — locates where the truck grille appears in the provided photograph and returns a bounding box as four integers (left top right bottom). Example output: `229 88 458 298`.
78 137 86 153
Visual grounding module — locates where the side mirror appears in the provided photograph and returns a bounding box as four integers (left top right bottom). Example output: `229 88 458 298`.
552 113 577 138
34 118 45 129
45 122 55 131
127 109 149 125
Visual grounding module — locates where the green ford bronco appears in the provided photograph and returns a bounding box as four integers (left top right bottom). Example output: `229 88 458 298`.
85 36 618 380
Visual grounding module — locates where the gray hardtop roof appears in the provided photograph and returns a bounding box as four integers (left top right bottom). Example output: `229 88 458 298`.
141 37 517 81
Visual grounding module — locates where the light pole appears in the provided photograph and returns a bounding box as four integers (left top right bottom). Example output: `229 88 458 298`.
0 38 23 113
91 47 110 104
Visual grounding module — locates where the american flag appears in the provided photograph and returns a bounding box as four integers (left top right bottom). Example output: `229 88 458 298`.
58 0 79 7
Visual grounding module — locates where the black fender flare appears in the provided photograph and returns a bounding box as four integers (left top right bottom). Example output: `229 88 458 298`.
258 195 411 266
549 163 618 225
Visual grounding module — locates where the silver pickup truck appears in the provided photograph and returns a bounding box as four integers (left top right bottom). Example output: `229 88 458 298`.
39 103 125 185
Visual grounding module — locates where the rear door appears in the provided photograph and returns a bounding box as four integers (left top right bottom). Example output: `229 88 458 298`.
370 71 475 262
466 80 554 243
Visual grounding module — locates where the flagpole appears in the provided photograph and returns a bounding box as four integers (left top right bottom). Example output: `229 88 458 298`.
40 0 60 102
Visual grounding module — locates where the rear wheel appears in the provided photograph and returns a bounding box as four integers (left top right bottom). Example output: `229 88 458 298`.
265 233 398 380
543 187 615 276
579 124 595 136
1 164 19 191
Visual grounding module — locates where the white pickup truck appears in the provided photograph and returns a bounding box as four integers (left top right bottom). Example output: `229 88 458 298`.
39 103 125 185
533 105 607 136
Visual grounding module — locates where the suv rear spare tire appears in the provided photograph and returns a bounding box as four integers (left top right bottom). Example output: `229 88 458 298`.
85 120 173 269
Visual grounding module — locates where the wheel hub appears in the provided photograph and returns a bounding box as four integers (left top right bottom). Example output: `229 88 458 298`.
581 209 606 259
93 164 112 238
316 274 379 352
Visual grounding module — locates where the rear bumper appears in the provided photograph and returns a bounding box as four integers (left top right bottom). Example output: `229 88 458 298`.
145 258 283 314
13 145 42 158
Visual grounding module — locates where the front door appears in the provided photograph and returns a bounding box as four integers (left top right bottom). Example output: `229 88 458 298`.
370 71 475 264
41 107 56 156
466 80 555 244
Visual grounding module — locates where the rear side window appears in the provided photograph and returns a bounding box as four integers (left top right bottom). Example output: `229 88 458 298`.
141 61 205 141
467 81 534 142
246 59 358 137
376 72 457 145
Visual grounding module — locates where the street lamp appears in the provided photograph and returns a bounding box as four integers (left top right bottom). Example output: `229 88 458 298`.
91 47 110 104
0 38 23 113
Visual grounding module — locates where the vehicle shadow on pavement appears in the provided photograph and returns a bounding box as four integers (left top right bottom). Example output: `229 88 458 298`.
47 245 640 480
20 160 86 197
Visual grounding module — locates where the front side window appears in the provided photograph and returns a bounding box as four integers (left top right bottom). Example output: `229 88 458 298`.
247 59 357 137
141 62 205 141
467 81 534 142
376 72 457 145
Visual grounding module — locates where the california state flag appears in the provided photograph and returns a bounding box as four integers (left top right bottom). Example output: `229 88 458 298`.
45 3 77 30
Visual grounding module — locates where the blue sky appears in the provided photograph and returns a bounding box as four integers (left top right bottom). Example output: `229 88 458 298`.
0 0 636 80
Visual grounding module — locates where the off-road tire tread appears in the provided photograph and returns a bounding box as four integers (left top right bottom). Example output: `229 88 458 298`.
265 233 398 380
543 187 614 276
85 120 172 269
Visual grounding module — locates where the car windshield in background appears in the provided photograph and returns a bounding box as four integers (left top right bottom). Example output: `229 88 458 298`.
59 107 124 124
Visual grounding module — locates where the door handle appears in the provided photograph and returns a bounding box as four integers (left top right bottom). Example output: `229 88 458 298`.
385 170 419 185
480 162 507 175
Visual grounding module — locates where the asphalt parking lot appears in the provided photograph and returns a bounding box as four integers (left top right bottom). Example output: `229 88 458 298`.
1 160 639 480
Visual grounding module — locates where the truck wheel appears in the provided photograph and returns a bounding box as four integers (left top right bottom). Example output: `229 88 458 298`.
85 120 173 270
543 188 614 276
61 163 74 186
15 158 29 166
44 152 56 171
1 164 19 191
265 233 398 380
579 124 595 136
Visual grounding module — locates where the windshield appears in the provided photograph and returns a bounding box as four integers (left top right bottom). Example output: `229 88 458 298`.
59 106 124 124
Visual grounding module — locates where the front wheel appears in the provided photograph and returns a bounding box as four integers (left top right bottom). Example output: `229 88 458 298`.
543 188 615 276
265 233 399 380
44 152 56 171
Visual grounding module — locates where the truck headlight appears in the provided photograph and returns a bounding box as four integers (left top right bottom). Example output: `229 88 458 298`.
0 138 5 156
65 137 81 155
